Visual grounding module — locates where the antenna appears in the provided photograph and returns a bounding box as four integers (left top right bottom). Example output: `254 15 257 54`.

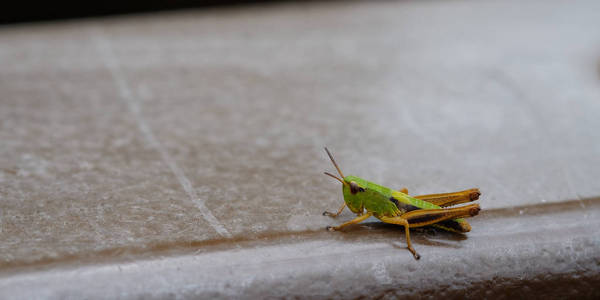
325 147 346 183
324 172 344 184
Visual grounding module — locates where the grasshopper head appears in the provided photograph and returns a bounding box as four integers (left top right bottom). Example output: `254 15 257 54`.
341 176 366 213
324 147 365 214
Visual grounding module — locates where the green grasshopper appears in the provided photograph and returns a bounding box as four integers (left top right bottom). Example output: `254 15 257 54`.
322 147 481 260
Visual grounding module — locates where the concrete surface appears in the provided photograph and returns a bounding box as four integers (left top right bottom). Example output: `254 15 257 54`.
3 199 600 298
1 0 600 298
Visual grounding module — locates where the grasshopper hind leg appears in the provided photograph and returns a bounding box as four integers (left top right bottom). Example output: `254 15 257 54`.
413 188 481 207
402 188 479 233
379 216 420 260
380 204 480 259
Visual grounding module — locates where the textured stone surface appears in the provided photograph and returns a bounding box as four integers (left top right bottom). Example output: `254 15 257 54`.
1 0 600 298
2 199 600 298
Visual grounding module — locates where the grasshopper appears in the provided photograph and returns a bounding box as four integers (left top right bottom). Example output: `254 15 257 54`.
322 147 481 260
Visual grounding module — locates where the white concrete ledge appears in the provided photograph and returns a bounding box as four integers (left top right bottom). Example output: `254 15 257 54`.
2 199 599 298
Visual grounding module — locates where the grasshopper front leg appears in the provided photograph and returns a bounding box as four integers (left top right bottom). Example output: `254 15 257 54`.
323 202 346 218
326 212 373 231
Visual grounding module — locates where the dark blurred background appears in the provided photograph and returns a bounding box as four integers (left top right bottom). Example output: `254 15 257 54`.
1 0 312 23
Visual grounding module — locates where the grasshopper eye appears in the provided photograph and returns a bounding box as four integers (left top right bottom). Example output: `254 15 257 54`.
349 181 365 194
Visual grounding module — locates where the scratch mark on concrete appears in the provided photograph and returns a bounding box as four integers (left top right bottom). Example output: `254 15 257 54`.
92 29 231 238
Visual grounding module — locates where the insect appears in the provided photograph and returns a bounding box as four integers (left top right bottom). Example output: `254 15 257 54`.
322 147 481 260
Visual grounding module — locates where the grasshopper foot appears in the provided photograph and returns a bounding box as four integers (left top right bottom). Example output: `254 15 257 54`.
407 246 420 260
326 226 336 232
412 251 421 260
323 211 340 218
